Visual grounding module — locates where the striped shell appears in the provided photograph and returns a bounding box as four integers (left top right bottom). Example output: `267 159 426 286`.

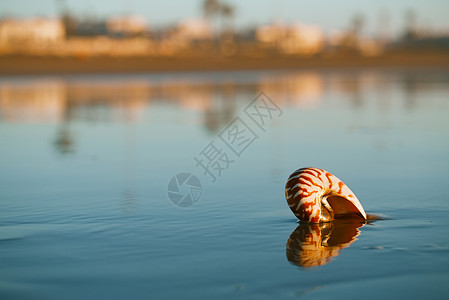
285 167 367 223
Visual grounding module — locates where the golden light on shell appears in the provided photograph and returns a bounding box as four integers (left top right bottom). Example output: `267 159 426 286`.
285 167 367 223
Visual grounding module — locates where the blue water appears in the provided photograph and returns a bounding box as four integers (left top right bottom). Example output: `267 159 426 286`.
1 69 448 299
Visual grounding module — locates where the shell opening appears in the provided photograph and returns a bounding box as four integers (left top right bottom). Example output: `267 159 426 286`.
326 196 366 220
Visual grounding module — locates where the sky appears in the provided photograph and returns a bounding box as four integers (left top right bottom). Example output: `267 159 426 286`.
1 0 448 37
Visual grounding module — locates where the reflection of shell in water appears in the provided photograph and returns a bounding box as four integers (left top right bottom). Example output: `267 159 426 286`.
286 220 364 268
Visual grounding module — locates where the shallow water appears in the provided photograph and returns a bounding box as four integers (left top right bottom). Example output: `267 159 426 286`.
1 69 448 299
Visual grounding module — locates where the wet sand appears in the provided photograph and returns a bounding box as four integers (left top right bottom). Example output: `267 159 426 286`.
1 51 449 75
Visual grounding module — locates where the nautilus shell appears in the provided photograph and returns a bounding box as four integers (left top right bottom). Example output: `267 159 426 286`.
285 167 367 223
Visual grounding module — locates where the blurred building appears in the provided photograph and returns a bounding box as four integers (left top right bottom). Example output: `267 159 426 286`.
283 23 324 54
256 22 285 44
155 18 213 56
256 23 324 54
106 15 149 37
0 18 65 45
327 30 384 56
73 19 108 37
176 18 213 41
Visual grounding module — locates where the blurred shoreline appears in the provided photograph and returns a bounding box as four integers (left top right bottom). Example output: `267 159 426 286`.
1 50 449 75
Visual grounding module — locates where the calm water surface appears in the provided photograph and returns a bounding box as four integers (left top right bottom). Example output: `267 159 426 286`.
0 69 448 299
